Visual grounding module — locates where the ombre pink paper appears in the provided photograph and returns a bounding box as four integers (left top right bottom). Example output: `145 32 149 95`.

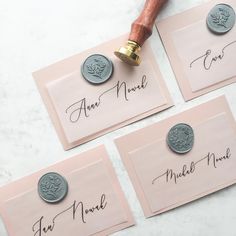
115 96 236 217
156 0 236 101
0 145 134 236
33 35 173 150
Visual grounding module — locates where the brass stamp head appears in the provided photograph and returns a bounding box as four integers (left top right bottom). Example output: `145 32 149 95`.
114 40 141 66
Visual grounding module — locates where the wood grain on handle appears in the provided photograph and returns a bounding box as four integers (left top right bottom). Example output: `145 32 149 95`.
129 0 167 46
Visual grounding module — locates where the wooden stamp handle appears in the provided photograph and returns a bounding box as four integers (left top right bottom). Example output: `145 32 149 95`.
129 0 167 46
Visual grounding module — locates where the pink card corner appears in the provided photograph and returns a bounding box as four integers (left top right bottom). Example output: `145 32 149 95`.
156 0 236 101
32 34 173 150
0 145 135 236
115 96 236 217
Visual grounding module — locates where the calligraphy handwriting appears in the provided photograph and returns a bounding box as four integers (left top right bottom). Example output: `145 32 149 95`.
32 194 107 236
152 148 231 185
189 40 236 70
65 75 148 123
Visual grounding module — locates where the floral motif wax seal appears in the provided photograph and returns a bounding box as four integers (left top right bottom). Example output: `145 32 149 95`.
81 54 113 84
167 123 194 154
207 4 235 34
38 172 68 203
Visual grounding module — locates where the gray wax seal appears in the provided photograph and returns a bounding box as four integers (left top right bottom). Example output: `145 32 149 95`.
38 172 68 203
167 123 194 154
206 4 235 34
81 54 113 84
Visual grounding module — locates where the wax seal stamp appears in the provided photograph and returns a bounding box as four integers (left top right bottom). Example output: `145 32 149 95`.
114 0 168 66
167 123 194 154
38 172 68 203
207 4 235 34
81 54 113 84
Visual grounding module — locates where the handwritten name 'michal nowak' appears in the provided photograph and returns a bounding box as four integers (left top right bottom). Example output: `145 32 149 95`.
152 148 231 185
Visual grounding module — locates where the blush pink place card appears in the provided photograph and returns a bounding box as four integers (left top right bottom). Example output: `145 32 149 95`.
156 0 236 101
0 145 134 236
115 96 236 217
33 35 173 150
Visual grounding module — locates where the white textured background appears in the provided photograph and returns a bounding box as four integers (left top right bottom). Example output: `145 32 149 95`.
0 0 236 235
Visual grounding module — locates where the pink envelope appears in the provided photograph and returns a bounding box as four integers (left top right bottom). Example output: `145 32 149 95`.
33 34 173 150
115 96 236 217
0 145 134 235
156 0 236 101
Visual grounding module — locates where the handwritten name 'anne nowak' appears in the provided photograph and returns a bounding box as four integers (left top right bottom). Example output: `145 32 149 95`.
65 75 148 123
